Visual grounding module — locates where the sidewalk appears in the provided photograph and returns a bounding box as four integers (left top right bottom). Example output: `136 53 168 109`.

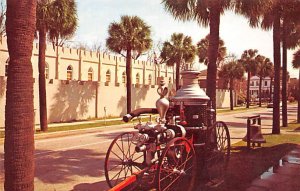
246 145 300 191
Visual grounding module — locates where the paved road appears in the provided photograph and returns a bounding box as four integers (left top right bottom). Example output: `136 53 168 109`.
0 105 297 191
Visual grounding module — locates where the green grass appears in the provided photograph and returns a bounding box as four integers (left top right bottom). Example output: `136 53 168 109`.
0 116 153 138
217 105 262 114
282 121 300 131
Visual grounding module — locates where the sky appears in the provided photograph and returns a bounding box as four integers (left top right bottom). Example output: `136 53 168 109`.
72 0 299 78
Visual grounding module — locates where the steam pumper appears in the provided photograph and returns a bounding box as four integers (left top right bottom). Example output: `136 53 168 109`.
104 70 231 191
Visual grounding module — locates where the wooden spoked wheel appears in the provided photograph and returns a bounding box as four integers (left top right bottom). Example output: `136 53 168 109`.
156 137 197 191
205 121 230 187
104 132 144 188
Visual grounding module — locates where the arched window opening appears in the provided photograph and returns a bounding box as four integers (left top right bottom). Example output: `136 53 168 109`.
106 70 111 82
67 65 73 80
136 73 140 85
122 72 126 84
148 74 152 85
88 67 93 81
5 58 9 76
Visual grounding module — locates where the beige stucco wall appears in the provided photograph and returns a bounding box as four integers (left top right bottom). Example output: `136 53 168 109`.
0 36 235 128
216 89 237 108
0 37 174 127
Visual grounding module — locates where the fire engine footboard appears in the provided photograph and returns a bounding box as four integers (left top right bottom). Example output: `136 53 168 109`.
109 168 149 191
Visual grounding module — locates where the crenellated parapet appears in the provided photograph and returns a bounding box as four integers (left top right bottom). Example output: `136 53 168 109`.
0 36 174 87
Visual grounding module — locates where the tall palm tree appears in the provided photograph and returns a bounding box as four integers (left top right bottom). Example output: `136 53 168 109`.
237 0 282 133
36 0 78 131
239 49 258 108
292 49 300 123
5 0 36 190
256 55 273 107
219 60 245 110
281 5 300 127
48 0 78 46
162 0 231 110
197 34 227 67
106 15 152 113
160 33 196 90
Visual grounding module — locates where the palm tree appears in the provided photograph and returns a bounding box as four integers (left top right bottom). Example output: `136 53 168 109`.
256 55 273 107
197 34 227 67
269 68 274 102
0 1 6 37
160 33 196 90
5 0 36 190
219 60 245 110
292 49 300 123
162 0 232 110
236 0 283 133
48 0 78 46
281 6 300 127
106 15 152 113
36 0 77 131
239 49 258 108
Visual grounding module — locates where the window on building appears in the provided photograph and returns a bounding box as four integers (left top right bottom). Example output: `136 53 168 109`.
88 67 93 81
136 73 140 85
169 77 172 84
45 63 49 79
5 58 9 76
67 65 73 80
256 81 259 86
148 74 152 85
122 72 126 84
106 70 111 82
264 81 268 86
251 81 254 86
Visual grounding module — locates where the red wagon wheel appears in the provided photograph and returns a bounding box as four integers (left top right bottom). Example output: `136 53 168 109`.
104 132 144 188
205 121 230 187
156 137 197 191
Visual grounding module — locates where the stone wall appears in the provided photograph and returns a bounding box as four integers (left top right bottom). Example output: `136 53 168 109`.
0 36 235 127
0 77 163 127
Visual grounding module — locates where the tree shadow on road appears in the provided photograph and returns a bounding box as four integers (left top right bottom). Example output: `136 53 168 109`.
226 121 246 128
35 148 105 184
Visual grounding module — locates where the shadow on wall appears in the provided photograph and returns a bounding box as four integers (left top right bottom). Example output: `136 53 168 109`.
49 81 96 123
117 86 149 115
0 77 6 98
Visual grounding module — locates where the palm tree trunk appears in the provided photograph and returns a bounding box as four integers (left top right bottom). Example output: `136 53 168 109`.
246 72 250 108
259 76 262 107
175 60 180 90
272 11 281 134
282 19 288 127
297 70 300 123
55 38 59 79
206 2 221 111
5 0 36 190
126 48 132 113
230 79 234 110
269 77 273 102
38 26 48 132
